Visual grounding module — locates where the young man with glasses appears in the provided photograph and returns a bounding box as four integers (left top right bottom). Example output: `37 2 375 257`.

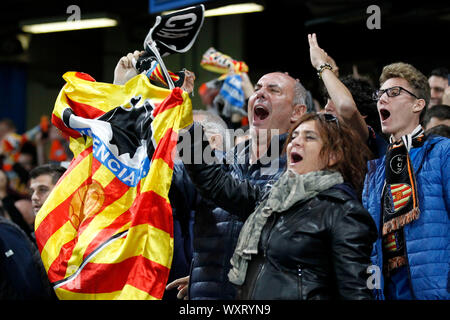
363 62 450 300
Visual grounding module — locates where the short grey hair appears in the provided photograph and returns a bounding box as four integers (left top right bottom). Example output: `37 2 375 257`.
293 81 307 106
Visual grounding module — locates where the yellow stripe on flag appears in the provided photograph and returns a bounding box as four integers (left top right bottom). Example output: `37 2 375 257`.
151 91 192 144
35 153 92 230
89 224 173 269
140 158 172 201
65 187 137 277
40 221 77 271
92 164 117 188
61 73 170 114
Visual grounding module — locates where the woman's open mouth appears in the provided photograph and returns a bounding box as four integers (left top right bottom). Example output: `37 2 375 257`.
380 108 391 121
290 151 303 164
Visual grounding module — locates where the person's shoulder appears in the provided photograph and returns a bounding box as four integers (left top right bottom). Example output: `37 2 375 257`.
0 216 30 243
318 184 357 203
426 134 450 144
425 135 450 154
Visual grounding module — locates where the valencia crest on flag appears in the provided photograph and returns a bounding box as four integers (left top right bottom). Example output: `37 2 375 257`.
34 71 192 299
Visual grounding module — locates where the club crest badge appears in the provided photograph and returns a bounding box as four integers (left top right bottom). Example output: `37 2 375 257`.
389 154 407 175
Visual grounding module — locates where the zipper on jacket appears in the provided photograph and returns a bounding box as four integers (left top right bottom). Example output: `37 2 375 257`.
297 265 303 300
402 228 417 299
249 211 276 299
262 212 277 257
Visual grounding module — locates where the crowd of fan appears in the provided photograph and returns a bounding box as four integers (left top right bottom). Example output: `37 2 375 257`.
0 32 449 300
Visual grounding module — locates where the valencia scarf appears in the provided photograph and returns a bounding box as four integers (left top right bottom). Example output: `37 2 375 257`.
381 125 425 272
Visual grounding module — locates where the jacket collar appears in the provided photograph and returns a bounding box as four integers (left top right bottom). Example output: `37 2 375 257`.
234 133 288 166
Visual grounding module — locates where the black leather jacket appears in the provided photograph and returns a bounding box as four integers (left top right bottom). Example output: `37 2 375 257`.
237 187 377 300
182 124 287 299
184 125 377 300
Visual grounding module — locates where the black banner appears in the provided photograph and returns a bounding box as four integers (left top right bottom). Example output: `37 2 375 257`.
145 4 205 57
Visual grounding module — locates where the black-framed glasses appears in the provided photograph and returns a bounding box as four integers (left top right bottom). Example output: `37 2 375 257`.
372 86 419 101
318 112 340 128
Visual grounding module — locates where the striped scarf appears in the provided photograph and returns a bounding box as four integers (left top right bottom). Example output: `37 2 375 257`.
381 125 425 272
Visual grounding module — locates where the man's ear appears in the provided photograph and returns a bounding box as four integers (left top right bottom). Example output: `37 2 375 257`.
291 104 307 123
413 99 426 114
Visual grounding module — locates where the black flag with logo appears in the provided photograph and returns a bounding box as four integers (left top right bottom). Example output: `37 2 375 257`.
144 4 205 57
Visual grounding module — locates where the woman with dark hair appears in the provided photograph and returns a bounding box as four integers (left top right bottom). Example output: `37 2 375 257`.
184 112 377 300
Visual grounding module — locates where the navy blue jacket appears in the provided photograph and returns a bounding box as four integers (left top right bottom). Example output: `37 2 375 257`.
0 216 55 300
163 161 196 300
182 126 287 300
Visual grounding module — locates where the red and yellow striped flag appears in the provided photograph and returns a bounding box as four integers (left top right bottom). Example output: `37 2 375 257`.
35 71 192 300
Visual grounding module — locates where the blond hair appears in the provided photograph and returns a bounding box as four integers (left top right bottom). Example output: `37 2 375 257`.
379 62 430 121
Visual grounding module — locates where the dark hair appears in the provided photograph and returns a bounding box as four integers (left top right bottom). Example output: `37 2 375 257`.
284 112 372 196
29 164 66 185
425 124 450 139
341 75 381 133
423 104 450 125
430 67 449 80
321 75 382 133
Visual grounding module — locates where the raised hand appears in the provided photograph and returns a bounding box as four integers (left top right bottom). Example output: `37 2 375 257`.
308 33 339 75
113 50 145 85
308 33 329 69
181 69 196 94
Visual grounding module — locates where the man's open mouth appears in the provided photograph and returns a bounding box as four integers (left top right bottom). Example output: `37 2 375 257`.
290 152 303 163
380 108 391 121
254 105 270 121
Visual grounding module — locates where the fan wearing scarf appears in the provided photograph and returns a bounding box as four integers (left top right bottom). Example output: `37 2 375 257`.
185 112 377 299
363 62 450 300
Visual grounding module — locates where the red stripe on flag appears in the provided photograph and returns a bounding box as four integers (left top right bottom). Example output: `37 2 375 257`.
75 72 96 82
67 97 105 119
47 238 78 283
35 194 74 253
155 65 166 85
82 210 132 260
152 128 178 169
58 255 170 299
153 87 184 117
77 158 132 237
131 190 173 237
52 114 82 140
82 188 174 261
35 147 93 251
